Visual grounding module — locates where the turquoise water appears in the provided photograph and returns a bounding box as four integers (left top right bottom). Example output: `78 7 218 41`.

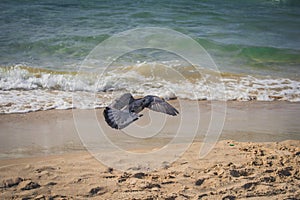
1 0 300 113
1 0 300 76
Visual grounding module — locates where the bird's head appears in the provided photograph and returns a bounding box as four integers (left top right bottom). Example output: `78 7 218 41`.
142 95 155 107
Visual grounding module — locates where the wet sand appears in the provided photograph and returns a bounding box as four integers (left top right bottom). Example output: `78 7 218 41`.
0 101 299 199
0 101 299 158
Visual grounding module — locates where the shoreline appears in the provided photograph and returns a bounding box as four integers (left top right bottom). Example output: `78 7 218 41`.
0 100 299 159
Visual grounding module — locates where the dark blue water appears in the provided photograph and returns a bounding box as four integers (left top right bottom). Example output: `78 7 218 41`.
1 0 300 77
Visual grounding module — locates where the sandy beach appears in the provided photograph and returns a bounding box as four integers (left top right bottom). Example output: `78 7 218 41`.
1 0 300 199
0 101 300 199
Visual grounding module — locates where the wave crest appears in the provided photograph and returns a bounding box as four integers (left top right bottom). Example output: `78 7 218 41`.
0 64 299 113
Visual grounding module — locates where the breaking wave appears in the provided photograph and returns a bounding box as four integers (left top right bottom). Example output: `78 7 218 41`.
0 63 299 113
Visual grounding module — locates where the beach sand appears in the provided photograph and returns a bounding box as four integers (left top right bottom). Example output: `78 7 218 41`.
0 101 299 199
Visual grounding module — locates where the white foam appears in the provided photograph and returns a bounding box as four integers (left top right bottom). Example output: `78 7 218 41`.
1 64 300 113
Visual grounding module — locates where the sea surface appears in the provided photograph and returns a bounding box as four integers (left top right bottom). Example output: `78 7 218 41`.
1 0 300 113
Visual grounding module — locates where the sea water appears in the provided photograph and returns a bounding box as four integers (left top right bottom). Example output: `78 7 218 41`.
1 0 300 113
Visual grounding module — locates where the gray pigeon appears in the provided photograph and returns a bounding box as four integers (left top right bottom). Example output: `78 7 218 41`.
103 93 179 129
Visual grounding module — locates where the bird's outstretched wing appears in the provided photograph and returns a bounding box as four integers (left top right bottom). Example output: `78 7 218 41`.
103 107 140 129
109 93 134 110
145 96 179 116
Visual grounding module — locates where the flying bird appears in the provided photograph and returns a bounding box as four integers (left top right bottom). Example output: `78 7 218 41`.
103 93 179 129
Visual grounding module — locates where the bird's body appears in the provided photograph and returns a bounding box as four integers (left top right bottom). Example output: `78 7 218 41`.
128 98 148 113
103 93 179 129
